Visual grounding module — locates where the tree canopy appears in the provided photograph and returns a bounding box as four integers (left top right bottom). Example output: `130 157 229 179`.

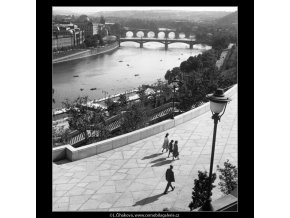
62 96 109 143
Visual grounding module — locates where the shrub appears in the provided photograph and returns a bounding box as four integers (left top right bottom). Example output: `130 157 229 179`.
52 126 70 146
217 159 238 195
189 171 216 211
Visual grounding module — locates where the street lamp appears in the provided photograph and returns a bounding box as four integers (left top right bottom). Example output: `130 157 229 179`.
170 78 179 119
199 88 231 211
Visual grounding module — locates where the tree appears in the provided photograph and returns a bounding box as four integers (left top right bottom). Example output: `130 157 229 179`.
120 103 147 133
118 93 128 107
189 171 217 211
211 33 230 51
200 50 217 69
110 23 122 36
187 55 203 71
52 125 70 147
177 84 193 111
217 160 238 195
62 96 107 144
180 61 192 73
164 67 181 83
149 79 173 107
89 109 111 141
105 98 119 115
100 16 105 25
137 85 149 107
96 34 104 46
84 35 98 47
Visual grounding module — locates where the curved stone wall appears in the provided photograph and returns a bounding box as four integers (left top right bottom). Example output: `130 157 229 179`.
53 42 119 64
52 85 237 162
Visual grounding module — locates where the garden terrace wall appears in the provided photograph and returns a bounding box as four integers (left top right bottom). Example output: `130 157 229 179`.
52 85 237 162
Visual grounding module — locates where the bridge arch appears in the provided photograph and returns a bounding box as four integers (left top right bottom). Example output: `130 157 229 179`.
125 31 134 38
119 41 141 47
178 32 186 39
147 31 155 38
167 41 191 46
136 31 145 38
157 32 165 39
168 32 176 39
142 41 166 45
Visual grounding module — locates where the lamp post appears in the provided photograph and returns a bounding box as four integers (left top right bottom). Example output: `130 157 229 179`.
170 78 179 119
199 88 231 211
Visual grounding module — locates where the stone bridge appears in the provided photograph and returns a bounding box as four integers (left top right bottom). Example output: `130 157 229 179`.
119 37 198 50
122 28 192 39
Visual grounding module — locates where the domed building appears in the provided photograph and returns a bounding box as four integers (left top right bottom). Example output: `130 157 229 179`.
77 15 90 23
74 15 98 38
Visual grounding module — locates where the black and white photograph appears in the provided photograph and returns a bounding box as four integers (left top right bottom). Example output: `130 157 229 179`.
51 6 238 212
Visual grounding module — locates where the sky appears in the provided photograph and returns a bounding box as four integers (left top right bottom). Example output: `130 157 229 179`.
53 7 237 13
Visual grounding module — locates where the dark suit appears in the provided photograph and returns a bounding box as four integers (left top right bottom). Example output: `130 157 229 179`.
168 142 174 157
164 168 175 193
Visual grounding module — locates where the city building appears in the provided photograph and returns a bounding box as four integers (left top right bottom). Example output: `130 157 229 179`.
72 14 104 38
73 21 99 38
52 23 85 50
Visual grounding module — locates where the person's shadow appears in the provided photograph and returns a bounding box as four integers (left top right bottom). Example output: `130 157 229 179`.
151 159 174 167
142 153 163 160
133 193 164 206
150 157 167 164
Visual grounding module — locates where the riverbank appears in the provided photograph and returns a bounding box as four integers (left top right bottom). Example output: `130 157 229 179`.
53 41 119 64
52 88 139 121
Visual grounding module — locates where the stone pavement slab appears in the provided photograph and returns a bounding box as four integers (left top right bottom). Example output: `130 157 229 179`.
53 93 237 211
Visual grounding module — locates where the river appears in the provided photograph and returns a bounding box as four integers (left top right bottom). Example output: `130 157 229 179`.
52 42 211 109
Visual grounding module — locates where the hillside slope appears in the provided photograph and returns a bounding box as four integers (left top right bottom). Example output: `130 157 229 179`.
215 11 238 26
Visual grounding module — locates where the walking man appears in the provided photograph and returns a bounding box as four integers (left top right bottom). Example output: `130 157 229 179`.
162 133 169 153
163 165 175 194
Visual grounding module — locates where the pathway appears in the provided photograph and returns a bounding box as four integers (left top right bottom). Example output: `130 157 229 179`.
53 93 237 211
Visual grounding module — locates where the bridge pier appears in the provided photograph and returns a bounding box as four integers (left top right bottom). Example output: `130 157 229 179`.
132 31 136 38
165 42 168 50
165 31 169 39
154 32 158 38
140 41 143 48
189 42 193 49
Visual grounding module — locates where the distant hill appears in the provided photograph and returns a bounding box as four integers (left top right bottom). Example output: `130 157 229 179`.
88 10 231 21
214 11 238 26
53 9 232 22
53 9 81 16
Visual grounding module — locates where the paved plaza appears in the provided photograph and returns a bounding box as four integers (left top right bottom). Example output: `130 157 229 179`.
53 93 237 211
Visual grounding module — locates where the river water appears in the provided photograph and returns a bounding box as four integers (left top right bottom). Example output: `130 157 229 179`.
52 42 211 109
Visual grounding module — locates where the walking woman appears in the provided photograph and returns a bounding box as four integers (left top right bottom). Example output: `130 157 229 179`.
172 140 179 160
168 140 174 158
162 133 169 153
